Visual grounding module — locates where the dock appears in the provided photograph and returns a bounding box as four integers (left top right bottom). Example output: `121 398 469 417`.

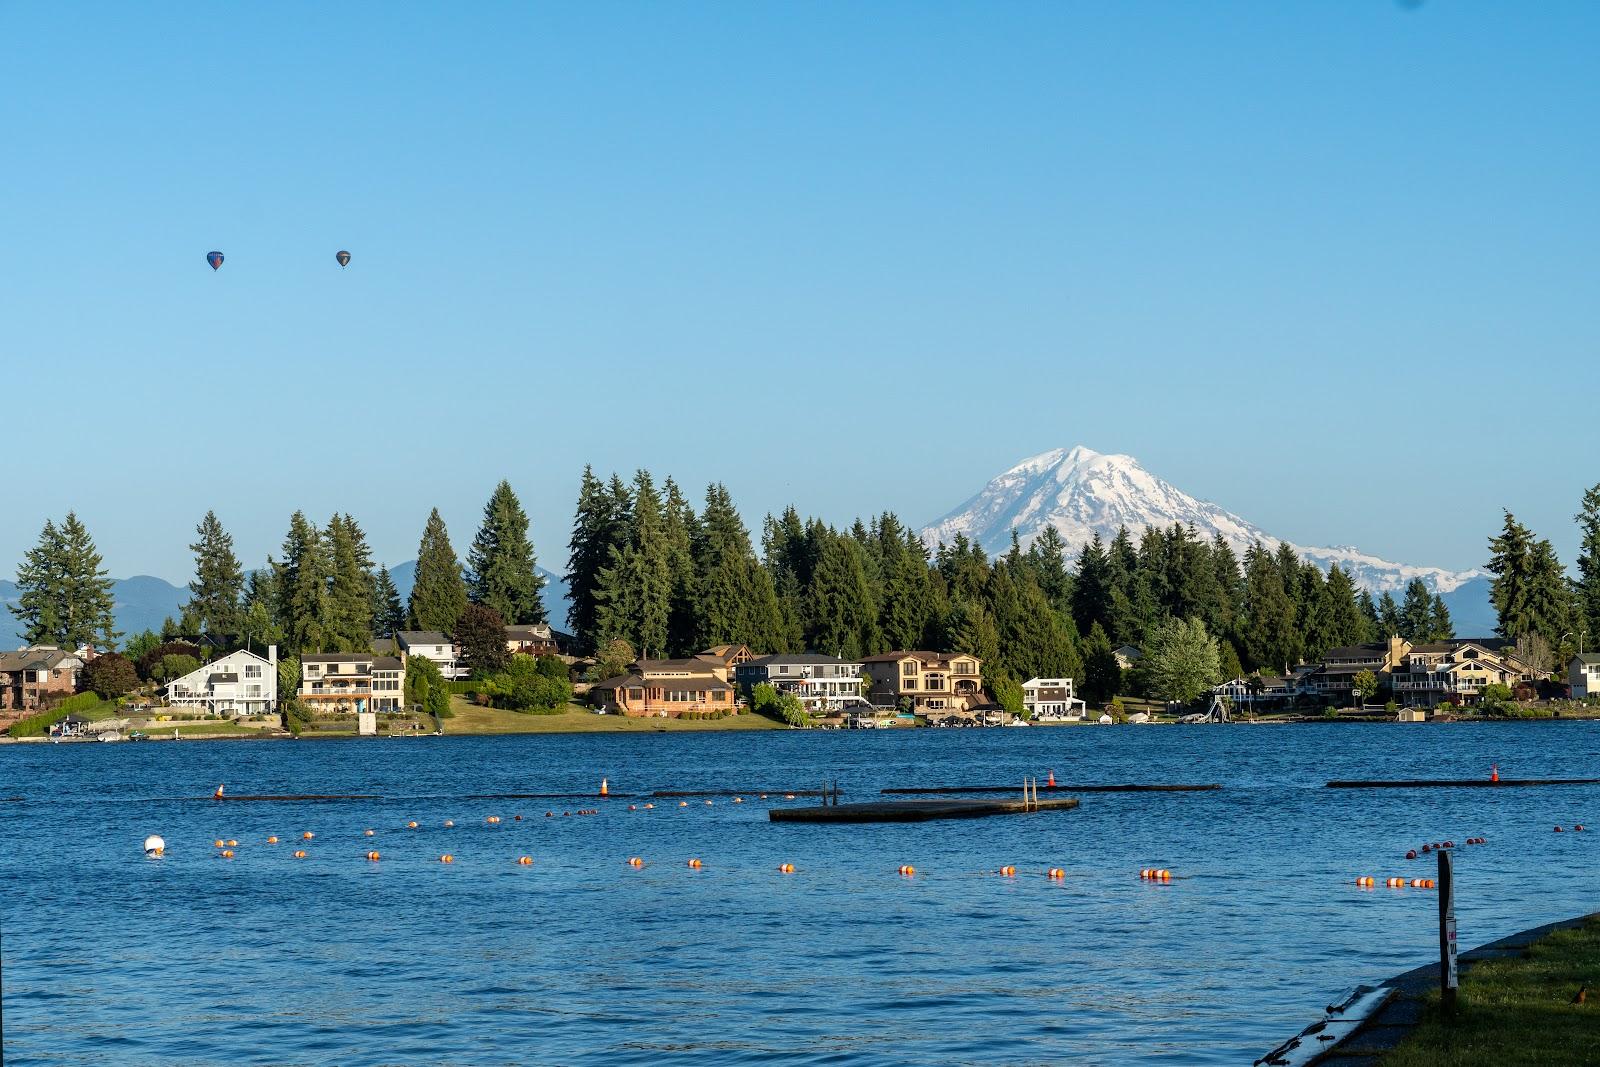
653 789 837 798
770 796 1080 823
881 783 1218 795
1326 778 1600 790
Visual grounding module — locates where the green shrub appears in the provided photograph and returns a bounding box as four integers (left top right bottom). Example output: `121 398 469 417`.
58 692 106 714
6 708 68 738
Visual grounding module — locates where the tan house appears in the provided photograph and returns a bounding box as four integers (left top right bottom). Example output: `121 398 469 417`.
1301 637 1411 701
1389 639 1528 706
504 623 564 656
300 654 406 714
695 644 756 675
861 651 983 715
0 646 84 715
589 656 736 717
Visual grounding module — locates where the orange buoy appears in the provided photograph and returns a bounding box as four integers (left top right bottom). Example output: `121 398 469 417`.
643 803 654 810
220 849 234 858
628 857 644 867
679 801 689 808
445 820 455 827
367 851 381 861
365 829 375 837
293 849 307 859
778 862 796 873
266 835 279 844
897 864 915 876
1356 876 1375 887
1157 869 1171 882
517 856 533 866
687 858 703 869
225 839 238 847
407 821 419 829
732 797 743 803
214 839 225 848
440 854 454 864
302 832 314 840
1386 877 1405 888
1000 865 1016 877
1047 868 1065 879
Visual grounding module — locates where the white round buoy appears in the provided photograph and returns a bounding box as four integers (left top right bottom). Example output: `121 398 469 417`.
143 834 166 856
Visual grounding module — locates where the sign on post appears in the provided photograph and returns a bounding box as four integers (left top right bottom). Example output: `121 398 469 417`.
1438 847 1458 1010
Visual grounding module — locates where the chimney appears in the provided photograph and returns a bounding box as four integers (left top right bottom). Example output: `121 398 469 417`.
267 644 278 668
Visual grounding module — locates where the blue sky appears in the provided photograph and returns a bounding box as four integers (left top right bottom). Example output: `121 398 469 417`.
3 1 1596 583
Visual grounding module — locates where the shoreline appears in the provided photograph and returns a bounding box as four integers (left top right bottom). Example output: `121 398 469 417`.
1264 910 1600 1065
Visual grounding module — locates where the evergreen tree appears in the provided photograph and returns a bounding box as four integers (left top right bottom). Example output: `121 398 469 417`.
660 477 699 655
1487 510 1569 643
1376 591 1402 636
408 508 468 634
565 467 621 652
989 567 1082 683
946 596 1000 671
1357 590 1380 638
877 518 939 651
1426 593 1454 642
1070 534 1115 638
1025 526 1075 618
1398 579 1434 642
325 514 374 651
1325 565 1368 647
275 511 330 655
1239 542 1297 671
1080 621 1123 705
1297 564 1336 659
184 511 244 636
371 565 406 638
1210 534 1243 645
468 481 546 626
804 530 880 658
595 472 671 657
1576 484 1600 644
14 513 119 649
693 484 790 652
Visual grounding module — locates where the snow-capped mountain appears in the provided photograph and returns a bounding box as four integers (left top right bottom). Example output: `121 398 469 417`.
923 447 1486 604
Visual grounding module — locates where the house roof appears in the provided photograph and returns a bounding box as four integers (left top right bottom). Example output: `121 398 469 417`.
370 638 399 655
860 650 979 665
302 653 376 664
743 653 857 667
398 631 451 645
372 656 404 671
1321 644 1387 660
1572 653 1600 666
0 649 74 672
505 624 554 640
1409 639 1513 655
590 673 731 693
632 657 724 674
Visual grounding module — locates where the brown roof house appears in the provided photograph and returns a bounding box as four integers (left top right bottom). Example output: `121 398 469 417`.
589 656 736 718
0 646 84 716
860 651 983 715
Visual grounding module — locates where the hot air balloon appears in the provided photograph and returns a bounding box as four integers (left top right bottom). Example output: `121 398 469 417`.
336 250 351 268
206 251 225 271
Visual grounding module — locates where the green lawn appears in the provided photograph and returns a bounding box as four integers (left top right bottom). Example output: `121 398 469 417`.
1382 917 1600 1066
443 697 788 735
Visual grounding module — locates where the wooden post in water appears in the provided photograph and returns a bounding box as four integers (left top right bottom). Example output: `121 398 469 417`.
1438 848 1458 1013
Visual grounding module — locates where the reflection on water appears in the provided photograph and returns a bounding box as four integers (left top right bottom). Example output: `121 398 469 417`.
1 723 1596 1065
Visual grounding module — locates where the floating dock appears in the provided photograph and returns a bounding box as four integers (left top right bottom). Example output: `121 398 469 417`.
653 789 837 798
211 793 383 801
881 784 1218 795
1326 778 1600 790
770 796 1080 823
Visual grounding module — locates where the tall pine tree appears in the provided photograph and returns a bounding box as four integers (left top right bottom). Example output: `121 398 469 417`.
468 481 546 625
1577 483 1600 646
408 508 468 634
14 513 119 649
275 512 330 655
184 511 244 636
371 564 406 638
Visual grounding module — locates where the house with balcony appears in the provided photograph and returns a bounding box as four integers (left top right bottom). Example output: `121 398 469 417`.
1299 637 1410 703
0 646 83 715
504 623 573 657
165 646 278 717
397 631 465 680
1021 677 1087 721
1570 654 1600 699
1387 639 1527 707
299 654 406 714
735 654 866 713
589 657 736 718
1213 674 1296 712
860 651 983 715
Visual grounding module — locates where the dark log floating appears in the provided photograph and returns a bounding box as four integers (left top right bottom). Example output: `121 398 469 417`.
881 784 1219 795
771 797 1081 823
463 793 637 800
653 789 837 798
1327 779 1600 789
212 794 384 801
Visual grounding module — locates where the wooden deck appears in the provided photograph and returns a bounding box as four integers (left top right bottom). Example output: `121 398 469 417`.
769 796 1080 823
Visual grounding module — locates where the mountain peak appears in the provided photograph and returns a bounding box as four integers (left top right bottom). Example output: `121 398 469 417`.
922 448 1482 602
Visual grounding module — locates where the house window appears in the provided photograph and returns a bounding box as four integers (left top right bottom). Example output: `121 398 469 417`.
245 664 262 678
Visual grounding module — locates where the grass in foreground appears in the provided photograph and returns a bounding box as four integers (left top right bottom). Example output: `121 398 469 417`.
442 697 787 735
1382 917 1600 1066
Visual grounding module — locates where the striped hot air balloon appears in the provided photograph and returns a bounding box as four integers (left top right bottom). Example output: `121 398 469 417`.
206 251 224 270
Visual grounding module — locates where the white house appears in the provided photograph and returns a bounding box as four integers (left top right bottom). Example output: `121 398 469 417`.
734 654 867 713
1113 645 1142 671
1571 654 1600 700
165 646 278 717
398 631 466 680
1022 678 1087 721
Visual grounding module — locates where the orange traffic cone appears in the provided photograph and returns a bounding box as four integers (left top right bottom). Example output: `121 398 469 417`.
1491 764 1499 783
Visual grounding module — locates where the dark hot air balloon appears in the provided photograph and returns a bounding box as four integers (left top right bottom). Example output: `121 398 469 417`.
206 251 225 270
336 250 351 268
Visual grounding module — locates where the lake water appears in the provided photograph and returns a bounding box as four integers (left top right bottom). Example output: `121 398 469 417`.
2 723 1597 1065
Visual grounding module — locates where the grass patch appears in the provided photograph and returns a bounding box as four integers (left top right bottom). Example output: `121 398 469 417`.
442 697 787 735
1382 917 1600 1066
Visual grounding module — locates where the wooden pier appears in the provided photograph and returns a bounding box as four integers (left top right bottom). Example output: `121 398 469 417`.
1326 778 1600 790
770 796 1080 823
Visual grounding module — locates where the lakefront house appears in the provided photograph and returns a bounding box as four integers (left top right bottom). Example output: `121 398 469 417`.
1570 654 1600 699
0 646 83 715
164 646 278 717
734 653 866 713
589 655 737 718
299 654 406 714
860 651 983 715
397 631 466 680
1021 677 1087 721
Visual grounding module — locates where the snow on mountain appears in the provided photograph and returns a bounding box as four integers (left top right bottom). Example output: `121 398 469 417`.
922 446 1482 598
